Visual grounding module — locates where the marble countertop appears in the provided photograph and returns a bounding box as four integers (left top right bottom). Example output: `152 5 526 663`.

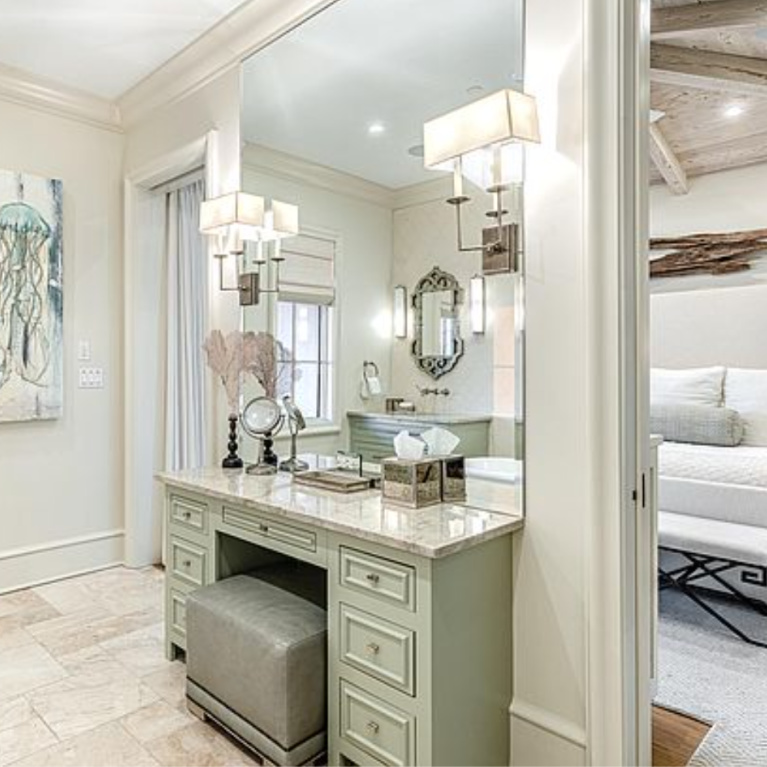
157 460 523 559
346 410 493 424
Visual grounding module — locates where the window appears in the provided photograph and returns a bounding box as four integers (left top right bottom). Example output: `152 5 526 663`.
276 300 334 422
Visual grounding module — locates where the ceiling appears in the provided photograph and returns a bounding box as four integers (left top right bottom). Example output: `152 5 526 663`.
0 0 247 99
241 0 523 190
650 0 767 193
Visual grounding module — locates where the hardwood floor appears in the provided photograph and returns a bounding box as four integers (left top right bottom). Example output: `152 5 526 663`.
653 704 711 767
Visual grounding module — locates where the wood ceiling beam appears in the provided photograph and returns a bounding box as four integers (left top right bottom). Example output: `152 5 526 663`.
649 122 689 195
652 0 767 40
651 44 767 96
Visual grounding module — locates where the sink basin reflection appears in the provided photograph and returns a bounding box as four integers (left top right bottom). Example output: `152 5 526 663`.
465 457 521 484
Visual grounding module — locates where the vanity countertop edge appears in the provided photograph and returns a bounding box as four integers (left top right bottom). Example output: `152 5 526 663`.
157 467 523 559
346 410 493 424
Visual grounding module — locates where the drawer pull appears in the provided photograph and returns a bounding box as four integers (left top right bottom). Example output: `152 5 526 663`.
366 572 380 585
366 642 380 656
182 559 192 568
258 523 269 533
182 511 191 520
366 721 380 735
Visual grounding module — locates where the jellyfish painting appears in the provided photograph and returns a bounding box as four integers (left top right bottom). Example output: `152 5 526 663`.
0 171 63 422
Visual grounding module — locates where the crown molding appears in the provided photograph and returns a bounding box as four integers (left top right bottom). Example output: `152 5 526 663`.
0 63 122 133
391 177 453 210
118 0 340 129
242 143 396 209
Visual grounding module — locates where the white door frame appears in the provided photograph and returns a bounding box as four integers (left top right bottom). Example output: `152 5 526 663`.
583 0 651 764
123 132 217 567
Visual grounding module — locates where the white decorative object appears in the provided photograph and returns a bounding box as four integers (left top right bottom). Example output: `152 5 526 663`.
651 366 725 408
421 427 461 457
393 430 427 460
470 274 486 334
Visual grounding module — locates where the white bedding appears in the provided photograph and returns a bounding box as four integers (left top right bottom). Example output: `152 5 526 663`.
659 443 767 529
659 442 767 488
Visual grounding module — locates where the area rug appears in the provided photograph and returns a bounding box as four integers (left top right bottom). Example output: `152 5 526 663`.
655 588 767 766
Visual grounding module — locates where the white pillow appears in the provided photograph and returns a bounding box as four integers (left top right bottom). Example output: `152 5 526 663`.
651 366 725 408
725 368 767 446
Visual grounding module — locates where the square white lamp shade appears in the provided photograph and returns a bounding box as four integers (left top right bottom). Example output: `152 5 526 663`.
423 89 540 170
199 192 265 241
262 200 300 241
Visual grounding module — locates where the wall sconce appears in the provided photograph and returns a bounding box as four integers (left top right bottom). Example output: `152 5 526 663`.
423 89 539 274
200 192 299 305
393 285 407 338
470 274 486 334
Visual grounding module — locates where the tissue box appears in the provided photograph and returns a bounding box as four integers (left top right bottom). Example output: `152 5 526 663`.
382 457 442 508
440 455 466 502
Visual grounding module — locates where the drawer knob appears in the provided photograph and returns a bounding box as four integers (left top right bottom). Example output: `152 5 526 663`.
366 721 380 735
365 573 380 585
366 642 380 655
182 559 192 568
183 511 191 520
258 523 269 533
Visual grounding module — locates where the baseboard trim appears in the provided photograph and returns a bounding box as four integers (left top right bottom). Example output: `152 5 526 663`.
510 698 588 750
0 529 125 594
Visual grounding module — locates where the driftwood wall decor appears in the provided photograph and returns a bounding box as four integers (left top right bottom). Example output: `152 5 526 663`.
650 228 767 279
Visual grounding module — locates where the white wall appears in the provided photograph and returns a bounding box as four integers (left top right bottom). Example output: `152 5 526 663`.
241 147 394 457
652 284 767 370
0 99 125 591
651 163 767 370
391 188 520 409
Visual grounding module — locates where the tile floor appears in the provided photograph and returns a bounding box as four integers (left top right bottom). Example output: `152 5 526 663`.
0 567 257 767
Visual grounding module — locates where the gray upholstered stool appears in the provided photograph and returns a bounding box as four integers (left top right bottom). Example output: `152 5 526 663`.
185 571 327 766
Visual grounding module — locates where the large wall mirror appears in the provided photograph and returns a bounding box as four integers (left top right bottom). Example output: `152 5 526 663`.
239 0 526 492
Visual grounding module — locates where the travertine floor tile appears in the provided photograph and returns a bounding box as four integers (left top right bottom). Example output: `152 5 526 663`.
28 657 158 739
0 643 66 701
0 696 36 732
121 700 195 744
0 617 35 652
102 623 167 677
0 715 57 766
0 591 59 626
145 721 258 767
142 662 187 707
10 720 159 767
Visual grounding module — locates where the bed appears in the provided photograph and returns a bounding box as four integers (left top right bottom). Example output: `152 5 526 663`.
654 367 767 646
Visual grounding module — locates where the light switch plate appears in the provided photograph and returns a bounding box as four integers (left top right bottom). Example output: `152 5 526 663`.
78 367 104 389
78 341 92 361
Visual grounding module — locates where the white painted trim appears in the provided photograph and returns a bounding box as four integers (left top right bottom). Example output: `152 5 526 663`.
118 0 341 128
391 177 454 211
242 143 394 209
0 531 124 594
510 699 588 750
123 132 212 568
0 62 122 133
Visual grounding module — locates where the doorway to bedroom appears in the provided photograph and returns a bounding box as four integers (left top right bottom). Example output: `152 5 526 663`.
648 1 767 763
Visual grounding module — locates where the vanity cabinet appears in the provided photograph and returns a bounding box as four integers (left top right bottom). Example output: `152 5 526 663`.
347 413 490 463
160 469 520 766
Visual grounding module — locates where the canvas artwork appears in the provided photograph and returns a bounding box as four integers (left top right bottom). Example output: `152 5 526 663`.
0 170 64 422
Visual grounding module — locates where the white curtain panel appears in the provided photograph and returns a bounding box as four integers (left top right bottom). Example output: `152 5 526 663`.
165 179 207 470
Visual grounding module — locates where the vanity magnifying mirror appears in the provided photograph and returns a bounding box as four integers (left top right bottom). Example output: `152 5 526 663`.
411 267 464 379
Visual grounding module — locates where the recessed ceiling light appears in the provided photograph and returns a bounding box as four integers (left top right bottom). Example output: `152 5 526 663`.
368 122 386 135
467 85 485 97
407 144 424 158
724 105 744 118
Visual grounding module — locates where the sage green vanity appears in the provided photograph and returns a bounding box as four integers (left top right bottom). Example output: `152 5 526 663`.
347 412 491 464
159 462 522 766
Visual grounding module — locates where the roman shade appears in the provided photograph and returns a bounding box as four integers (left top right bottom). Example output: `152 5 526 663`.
278 232 336 305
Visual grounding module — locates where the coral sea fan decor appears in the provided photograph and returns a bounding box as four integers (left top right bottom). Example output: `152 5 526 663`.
244 331 297 399
0 170 64 422
204 329 250 469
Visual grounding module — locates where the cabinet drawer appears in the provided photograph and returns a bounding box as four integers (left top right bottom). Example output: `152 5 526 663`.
168 586 188 636
340 604 415 695
169 495 207 535
340 681 414 767
169 537 207 588
340 547 415 612
222 506 317 553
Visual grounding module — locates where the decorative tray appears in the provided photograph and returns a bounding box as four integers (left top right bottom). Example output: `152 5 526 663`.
293 470 374 494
